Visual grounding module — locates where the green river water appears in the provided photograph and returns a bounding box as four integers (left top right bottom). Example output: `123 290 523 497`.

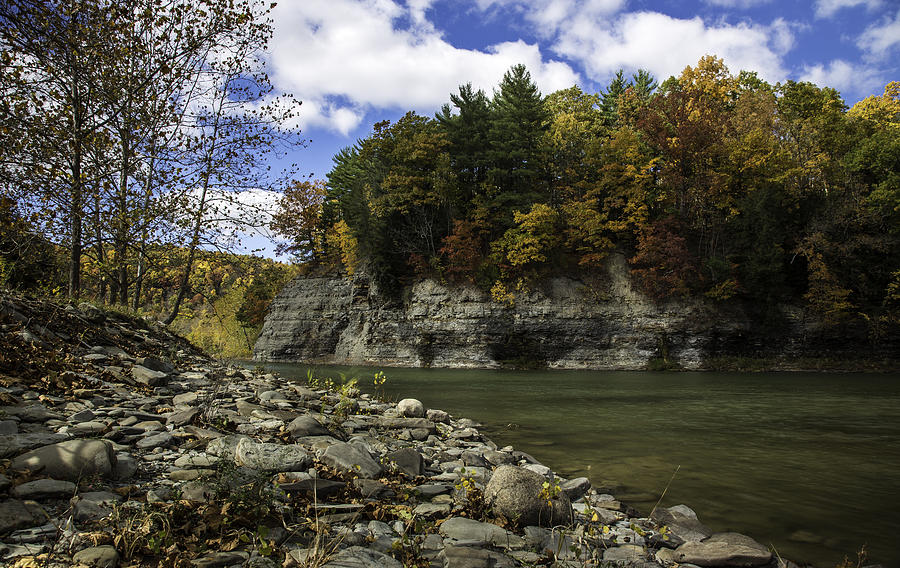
252 363 900 568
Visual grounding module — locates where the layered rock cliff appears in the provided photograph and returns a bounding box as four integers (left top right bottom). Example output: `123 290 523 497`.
253 253 878 370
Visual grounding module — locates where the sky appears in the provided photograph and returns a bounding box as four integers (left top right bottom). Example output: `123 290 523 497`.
266 0 899 179
245 0 900 257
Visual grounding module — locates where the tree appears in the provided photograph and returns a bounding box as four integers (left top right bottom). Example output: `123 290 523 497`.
486 64 549 214
436 83 492 207
162 0 302 324
0 0 120 297
271 179 327 261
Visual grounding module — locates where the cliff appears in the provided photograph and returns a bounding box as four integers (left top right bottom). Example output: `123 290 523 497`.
254 253 889 370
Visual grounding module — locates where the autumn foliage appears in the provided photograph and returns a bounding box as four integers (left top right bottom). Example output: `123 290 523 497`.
268 58 898 335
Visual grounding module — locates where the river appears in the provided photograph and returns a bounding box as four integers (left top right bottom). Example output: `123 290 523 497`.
249 363 900 568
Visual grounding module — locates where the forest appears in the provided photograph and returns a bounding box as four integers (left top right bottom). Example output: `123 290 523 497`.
273 58 900 338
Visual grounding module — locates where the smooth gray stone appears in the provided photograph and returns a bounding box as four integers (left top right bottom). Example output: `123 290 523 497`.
412 502 450 518
112 453 138 481
174 453 219 468
674 532 773 567
10 439 116 481
72 545 120 567
321 443 382 479
11 478 77 499
136 356 175 374
0 499 44 535
234 438 311 472
385 447 424 478
438 517 524 549
604 544 649 564
415 483 453 497
131 365 168 386
69 409 97 423
276 476 346 499
286 415 330 438
320 546 402 568
7 522 58 543
561 476 591 502
0 420 17 435
71 421 107 435
2 404 60 423
166 407 199 427
376 417 436 432
0 432 69 458
173 392 199 407
135 431 175 450
190 551 249 567
440 544 518 568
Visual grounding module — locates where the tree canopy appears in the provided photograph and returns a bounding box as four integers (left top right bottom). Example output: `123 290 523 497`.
272 57 900 339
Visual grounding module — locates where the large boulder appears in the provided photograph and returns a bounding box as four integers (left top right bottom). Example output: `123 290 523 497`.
10 439 116 481
674 532 773 567
396 398 425 418
321 442 382 479
286 415 331 438
484 465 573 527
234 438 311 472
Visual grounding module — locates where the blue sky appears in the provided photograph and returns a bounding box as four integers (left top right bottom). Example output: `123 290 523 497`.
242 0 898 257
265 0 899 182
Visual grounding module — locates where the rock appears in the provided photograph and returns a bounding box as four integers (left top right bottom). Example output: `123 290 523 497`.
131 365 168 386
651 504 713 544
320 546 402 567
321 442 382 479
136 356 175 374
439 517 523 549
0 500 44 535
234 438 311 471
286 415 330 438
384 447 424 478
603 544 648 564
167 407 199 427
11 478 77 500
674 532 773 567
397 398 425 418
173 392 199 406
69 409 97 423
205 434 251 457
180 481 215 503
560 476 591 501
0 432 70 458
412 502 451 518
10 439 116 481
135 431 176 450
484 465 573 527
440 544 520 568
72 545 120 567
191 551 250 567
426 408 450 423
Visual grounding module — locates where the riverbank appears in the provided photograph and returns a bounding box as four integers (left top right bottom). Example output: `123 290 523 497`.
2 291 803 567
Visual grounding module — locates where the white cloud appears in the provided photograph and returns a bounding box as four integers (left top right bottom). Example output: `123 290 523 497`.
857 9 900 59
704 0 772 8
799 59 882 95
814 0 882 19
550 11 793 86
268 0 579 135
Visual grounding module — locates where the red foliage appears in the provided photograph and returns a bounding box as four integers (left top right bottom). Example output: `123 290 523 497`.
629 217 700 300
439 220 484 283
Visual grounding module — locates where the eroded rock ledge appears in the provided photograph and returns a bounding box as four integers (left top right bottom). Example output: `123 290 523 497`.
2 291 799 567
253 254 890 370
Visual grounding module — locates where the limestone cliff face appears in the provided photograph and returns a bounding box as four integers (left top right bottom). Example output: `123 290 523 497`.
253 253 838 370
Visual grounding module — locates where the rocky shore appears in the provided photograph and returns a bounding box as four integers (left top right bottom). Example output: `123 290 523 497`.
2 291 794 568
